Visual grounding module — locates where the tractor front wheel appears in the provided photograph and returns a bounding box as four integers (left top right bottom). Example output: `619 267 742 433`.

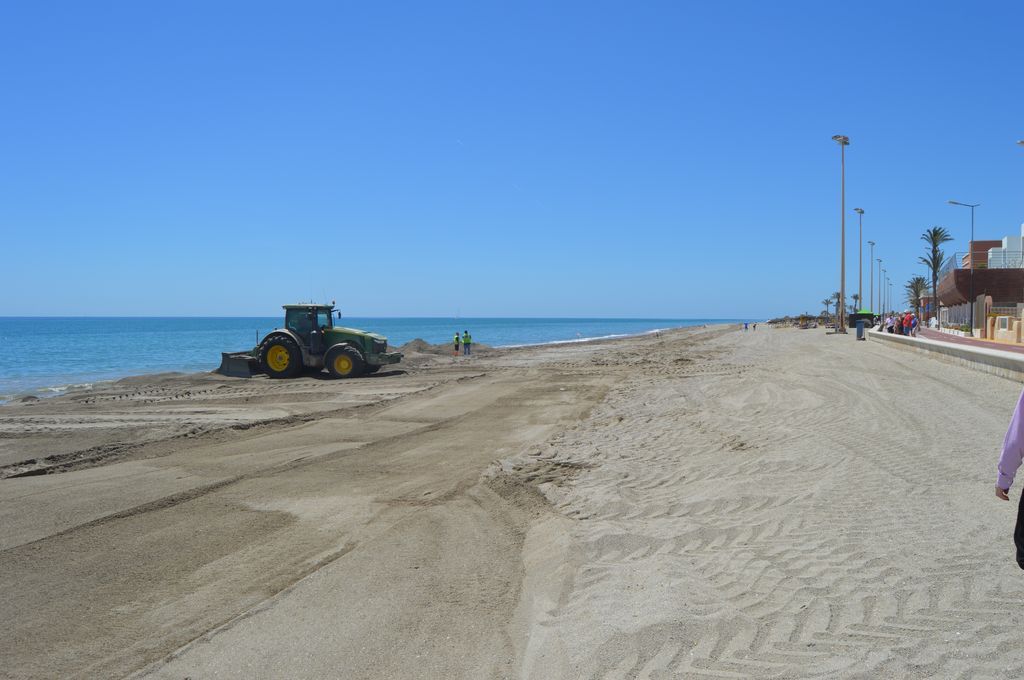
326 345 365 379
258 335 303 379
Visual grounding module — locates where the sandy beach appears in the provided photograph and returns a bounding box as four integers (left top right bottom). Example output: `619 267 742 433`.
3 325 1024 678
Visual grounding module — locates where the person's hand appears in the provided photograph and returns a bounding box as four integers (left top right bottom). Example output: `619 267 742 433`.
996 486 1010 501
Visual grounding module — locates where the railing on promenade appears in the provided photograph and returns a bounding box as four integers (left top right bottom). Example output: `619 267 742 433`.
939 252 965 280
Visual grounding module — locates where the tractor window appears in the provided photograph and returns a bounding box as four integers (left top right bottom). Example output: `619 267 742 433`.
317 310 331 329
286 309 312 336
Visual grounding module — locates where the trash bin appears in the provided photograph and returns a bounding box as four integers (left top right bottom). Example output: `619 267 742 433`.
856 320 865 340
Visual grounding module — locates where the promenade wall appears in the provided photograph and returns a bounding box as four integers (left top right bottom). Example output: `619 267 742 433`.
867 329 1024 382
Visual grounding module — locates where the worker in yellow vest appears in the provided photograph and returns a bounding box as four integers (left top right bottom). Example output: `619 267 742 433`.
453 332 461 356
462 330 472 356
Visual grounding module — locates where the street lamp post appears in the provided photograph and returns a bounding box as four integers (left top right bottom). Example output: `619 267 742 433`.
833 135 850 333
882 268 887 312
877 259 883 314
948 200 980 330
855 208 864 312
868 241 875 314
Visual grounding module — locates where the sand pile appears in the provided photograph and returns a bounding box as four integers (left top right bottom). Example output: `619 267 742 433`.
397 338 451 355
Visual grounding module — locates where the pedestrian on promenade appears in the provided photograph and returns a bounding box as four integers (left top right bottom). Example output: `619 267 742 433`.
995 389 1024 568
885 314 894 334
903 313 912 336
453 332 461 357
462 330 472 356
911 314 919 337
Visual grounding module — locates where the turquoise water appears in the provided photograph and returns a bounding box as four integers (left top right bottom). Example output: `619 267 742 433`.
0 317 741 400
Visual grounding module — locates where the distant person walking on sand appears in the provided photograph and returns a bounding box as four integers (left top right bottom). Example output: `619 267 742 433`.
995 389 1024 568
462 330 472 356
453 332 461 356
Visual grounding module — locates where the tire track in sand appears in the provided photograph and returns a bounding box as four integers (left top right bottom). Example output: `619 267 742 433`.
506 327 1024 678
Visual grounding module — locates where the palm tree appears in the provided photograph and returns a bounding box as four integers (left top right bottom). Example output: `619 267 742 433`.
905 275 928 321
821 297 833 321
851 293 860 314
832 291 844 327
919 226 953 330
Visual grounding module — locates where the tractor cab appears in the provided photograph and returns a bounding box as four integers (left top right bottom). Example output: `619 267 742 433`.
283 303 355 357
284 305 334 345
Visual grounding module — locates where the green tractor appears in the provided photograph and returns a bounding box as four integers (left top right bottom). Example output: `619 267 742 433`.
218 303 403 379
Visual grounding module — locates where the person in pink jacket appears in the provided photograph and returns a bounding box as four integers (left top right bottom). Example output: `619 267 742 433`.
996 390 1024 568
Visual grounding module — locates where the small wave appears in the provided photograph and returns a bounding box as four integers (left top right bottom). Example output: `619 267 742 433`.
0 382 100 406
39 382 95 394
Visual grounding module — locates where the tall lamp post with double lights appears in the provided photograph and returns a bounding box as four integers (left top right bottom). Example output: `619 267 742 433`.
833 134 850 332
948 200 980 329
882 268 887 312
868 241 875 314
854 208 865 310
877 259 883 314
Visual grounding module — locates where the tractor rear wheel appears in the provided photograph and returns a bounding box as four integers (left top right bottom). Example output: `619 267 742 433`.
326 345 365 379
258 334 303 378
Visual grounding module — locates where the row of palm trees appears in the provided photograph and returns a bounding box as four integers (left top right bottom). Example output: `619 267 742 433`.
819 292 861 323
823 227 954 328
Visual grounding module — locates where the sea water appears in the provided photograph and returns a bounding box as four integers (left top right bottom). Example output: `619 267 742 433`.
0 317 741 400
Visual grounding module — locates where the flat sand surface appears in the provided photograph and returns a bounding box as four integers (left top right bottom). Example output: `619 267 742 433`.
3 326 1024 678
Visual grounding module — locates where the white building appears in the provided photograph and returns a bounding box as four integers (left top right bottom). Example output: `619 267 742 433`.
987 223 1024 269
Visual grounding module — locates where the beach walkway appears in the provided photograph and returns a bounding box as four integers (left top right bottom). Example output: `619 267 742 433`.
918 327 1024 354
2 327 1024 678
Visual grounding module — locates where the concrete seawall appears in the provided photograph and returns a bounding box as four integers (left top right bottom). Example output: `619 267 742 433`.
868 329 1024 382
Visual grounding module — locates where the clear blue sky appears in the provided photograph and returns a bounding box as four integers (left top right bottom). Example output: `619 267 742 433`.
3 1 1022 317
